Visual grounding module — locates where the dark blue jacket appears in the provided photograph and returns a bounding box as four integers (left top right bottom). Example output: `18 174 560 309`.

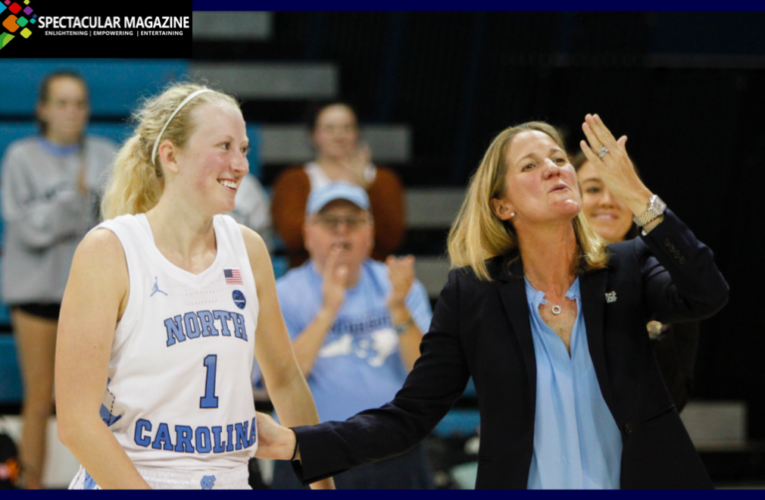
292 209 729 489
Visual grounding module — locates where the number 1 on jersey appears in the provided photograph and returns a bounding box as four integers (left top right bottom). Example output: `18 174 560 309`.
200 354 219 409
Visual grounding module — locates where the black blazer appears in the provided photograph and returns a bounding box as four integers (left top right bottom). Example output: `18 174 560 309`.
292 209 729 489
651 320 700 412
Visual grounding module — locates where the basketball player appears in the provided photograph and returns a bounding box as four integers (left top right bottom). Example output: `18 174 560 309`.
54 84 333 489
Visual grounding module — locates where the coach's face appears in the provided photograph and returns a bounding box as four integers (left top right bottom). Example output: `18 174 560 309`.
492 130 581 228
304 200 374 274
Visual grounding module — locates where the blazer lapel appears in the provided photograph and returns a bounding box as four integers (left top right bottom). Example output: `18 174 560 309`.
497 256 537 406
579 269 617 414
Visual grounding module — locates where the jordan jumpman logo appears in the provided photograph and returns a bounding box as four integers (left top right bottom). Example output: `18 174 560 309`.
151 276 168 297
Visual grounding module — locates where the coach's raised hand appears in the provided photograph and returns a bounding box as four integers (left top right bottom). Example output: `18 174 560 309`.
579 114 655 218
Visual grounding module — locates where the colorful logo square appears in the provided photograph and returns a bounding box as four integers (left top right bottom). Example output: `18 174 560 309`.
0 0 34 52
2 14 19 32
0 32 14 49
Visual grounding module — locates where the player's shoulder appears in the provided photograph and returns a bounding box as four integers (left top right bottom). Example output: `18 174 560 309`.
81 214 145 258
233 218 267 254
80 226 124 254
74 227 127 275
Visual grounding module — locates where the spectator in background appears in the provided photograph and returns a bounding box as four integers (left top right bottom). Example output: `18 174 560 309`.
271 102 405 268
228 173 274 251
573 151 699 412
262 182 433 489
0 70 117 488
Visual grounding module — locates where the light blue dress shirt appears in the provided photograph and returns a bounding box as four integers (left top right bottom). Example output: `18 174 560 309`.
525 277 623 489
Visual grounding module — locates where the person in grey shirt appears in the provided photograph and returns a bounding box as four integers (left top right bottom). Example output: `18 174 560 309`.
0 70 116 489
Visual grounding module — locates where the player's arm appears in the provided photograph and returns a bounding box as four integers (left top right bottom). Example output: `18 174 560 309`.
55 229 151 489
240 226 334 489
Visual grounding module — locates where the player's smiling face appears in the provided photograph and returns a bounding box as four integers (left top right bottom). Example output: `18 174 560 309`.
177 101 250 214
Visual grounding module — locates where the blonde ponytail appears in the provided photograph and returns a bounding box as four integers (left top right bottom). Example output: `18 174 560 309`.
101 135 163 219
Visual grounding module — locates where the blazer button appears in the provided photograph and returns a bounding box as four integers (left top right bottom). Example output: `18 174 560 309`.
679 257 686 265
624 423 633 435
664 238 672 247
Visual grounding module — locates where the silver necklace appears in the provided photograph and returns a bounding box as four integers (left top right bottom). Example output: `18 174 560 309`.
526 275 563 315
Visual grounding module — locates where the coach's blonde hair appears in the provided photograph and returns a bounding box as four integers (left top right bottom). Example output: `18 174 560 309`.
101 83 240 220
447 122 608 281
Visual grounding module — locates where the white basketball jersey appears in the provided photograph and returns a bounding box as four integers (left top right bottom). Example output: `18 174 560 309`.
95 213 258 470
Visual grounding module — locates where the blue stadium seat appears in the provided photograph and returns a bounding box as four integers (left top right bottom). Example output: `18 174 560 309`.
0 256 9 326
433 409 480 438
271 255 288 280
0 335 22 403
0 60 189 116
431 378 479 438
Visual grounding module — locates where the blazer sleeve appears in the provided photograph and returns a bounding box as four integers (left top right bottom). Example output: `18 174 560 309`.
291 268 470 484
637 208 729 324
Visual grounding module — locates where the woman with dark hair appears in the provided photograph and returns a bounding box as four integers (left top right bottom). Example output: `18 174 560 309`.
573 151 699 412
0 70 117 488
254 115 728 489
270 101 405 268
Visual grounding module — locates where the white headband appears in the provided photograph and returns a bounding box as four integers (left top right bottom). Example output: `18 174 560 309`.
151 89 213 167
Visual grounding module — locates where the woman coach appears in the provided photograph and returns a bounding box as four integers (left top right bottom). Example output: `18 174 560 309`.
254 114 729 489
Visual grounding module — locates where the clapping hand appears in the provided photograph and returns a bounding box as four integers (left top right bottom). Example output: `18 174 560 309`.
580 114 654 217
386 255 415 310
322 244 349 315
339 141 372 188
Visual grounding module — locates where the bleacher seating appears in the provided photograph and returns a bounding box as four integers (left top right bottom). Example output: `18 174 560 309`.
192 12 273 41
0 60 190 117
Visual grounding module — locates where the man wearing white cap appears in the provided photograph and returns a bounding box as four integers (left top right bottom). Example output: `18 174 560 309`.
264 182 434 489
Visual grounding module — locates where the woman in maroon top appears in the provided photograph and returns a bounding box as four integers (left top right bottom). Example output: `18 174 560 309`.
271 102 405 268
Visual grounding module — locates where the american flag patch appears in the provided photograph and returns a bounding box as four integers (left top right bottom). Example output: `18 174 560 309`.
224 269 243 285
